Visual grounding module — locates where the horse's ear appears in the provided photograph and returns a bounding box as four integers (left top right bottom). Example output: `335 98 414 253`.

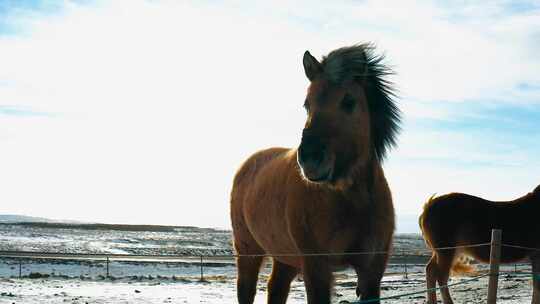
303 51 322 81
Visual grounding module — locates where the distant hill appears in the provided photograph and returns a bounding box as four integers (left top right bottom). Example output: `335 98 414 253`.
0 214 225 233
0 214 61 223
3 222 210 232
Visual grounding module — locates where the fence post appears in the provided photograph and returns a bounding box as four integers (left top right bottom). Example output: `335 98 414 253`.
403 252 408 279
487 229 502 304
200 255 204 281
19 258 22 279
106 256 110 278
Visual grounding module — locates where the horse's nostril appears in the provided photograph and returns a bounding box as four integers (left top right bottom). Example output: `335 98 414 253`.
299 136 326 165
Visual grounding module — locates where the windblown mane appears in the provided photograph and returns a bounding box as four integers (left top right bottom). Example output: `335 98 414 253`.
320 43 401 160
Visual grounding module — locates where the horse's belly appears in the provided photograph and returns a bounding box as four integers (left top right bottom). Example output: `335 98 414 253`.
244 198 362 269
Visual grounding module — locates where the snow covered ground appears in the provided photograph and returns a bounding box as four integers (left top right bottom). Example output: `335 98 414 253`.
0 223 537 303
0 271 536 304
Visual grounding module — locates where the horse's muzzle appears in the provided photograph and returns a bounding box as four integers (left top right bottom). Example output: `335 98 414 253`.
297 134 333 182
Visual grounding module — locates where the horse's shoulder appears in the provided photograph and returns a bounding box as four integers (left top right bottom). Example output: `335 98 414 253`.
242 147 292 170
251 147 291 160
233 147 293 186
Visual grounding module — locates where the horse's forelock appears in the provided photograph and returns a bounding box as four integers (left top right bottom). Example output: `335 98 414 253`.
321 44 368 84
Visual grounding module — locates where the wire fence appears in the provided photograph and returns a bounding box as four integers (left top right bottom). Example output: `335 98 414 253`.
353 272 491 304
1 241 540 303
502 244 540 251
0 242 538 279
0 241 493 260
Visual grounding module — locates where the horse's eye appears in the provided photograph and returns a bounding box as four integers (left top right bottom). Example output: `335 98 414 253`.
303 99 310 112
341 94 355 113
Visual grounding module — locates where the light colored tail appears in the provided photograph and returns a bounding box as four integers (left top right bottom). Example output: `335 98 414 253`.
451 255 476 275
418 194 437 251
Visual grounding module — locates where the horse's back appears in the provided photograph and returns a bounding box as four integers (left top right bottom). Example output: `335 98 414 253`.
420 192 539 263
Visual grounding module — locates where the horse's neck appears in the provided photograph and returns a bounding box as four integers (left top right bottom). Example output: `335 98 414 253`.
345 160 388 208
344 160 395 234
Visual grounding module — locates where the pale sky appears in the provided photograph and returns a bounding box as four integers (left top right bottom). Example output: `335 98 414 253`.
1 0 539 232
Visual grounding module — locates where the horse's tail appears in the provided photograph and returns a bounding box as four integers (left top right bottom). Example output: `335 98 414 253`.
451 256 475 275
418 194 437 251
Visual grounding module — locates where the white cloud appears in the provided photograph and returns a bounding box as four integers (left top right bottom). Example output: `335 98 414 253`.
0 0 539 229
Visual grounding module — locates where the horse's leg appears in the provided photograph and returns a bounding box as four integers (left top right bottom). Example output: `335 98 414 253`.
354 267 364 298
532 257 540 304
435 251 455 304
425 255 438 304
233 230 264 304
354 253 388 303
302 256 332 304
237 255 263 304
232 201 265 304
267 259 299 304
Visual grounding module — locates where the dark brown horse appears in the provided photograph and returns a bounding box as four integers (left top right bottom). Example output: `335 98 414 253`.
230 44 401 304
419 185 540 304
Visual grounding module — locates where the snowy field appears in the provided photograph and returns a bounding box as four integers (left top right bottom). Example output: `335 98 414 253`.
0 223 537 303
1 271 536 304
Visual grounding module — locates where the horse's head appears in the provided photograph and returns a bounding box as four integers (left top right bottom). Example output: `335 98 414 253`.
297 44 400 188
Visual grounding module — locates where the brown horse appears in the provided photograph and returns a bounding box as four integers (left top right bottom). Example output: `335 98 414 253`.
419 185 540 304
230 44 401 304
